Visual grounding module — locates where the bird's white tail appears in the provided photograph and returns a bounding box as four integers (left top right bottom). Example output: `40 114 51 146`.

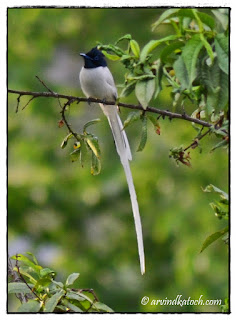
100 104 145 275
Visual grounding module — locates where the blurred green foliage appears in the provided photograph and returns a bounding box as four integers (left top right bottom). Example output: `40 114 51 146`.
8 253 113 312
8 8 229 312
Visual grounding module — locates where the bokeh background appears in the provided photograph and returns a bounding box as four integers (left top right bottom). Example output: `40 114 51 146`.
8 8 229 312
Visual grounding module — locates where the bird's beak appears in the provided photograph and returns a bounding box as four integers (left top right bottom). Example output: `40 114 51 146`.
80 53 92 60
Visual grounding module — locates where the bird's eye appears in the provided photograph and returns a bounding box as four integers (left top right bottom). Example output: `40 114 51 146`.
94 56 99 61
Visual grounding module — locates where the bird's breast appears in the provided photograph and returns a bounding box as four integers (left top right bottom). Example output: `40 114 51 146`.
80 66 117 101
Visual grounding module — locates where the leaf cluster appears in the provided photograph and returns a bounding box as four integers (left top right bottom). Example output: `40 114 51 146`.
99 9 228 116
98 8 229 161
60 118 102 175
200 184 229 253
169 146 192 167
8 253 113 313
122 111 161 152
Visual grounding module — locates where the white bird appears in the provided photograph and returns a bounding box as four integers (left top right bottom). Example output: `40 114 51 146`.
79 47 145 275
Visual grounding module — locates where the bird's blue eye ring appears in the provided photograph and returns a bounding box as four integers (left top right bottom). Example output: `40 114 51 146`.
94 56 99 61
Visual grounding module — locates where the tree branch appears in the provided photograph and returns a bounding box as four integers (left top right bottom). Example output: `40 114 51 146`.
60 98 80 141
183 128 211 152
8 255 28 304
8 88 213 128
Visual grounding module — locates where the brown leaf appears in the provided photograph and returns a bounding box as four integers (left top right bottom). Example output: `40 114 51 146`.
58 119 64 128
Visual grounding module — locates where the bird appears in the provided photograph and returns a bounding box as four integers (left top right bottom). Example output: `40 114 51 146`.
79 47 145 275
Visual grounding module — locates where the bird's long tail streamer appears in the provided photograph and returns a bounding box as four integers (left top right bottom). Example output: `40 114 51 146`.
100 103 145 275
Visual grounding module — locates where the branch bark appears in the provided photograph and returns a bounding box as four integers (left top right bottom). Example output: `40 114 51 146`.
8 255 28 304
8 88 213 128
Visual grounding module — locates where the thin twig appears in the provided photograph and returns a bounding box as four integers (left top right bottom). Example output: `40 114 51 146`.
15 255 42 302
79 288 99 302
36 75 63 110
8 88 214 128
35 75 54 94
21 96 36 111
71 288 98 312
15 95 21 113
80 288 98 312
183 128 212 152
61 98 79 140
8 255 28 304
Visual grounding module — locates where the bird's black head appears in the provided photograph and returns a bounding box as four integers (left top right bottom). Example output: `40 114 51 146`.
80 47 107 69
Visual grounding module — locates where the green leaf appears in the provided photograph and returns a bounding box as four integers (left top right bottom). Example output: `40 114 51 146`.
199 34 214 62
11 254 41 273
212 9 229 31
154 59 163 98
148 115 161 135
130 39 140 58
61 133 73 149
40 268 56 277
18 300 41 313
123 111 140 129
215 33 229 74
66 290 94 305
51 280 64 288
210 120 229 137
101 51 120 61
66 291 86 302
200 226 228 253
93 301 114 312
98 44 124 57
173 55 189 89
152 8 180 30
34 277 52 289
211 139 228 152
70 148 81 162
221 297 229 313
75 292 94 304
86 136 101 159
152 8 215 31
196 11 216 30
65 273 80 286
61 298 83 312
160 41 185 63
119 81 136 98
191 8 205 32
16 266 38 285
44 289 65 312
127 74 155 81
137 115 148 152
26 252 38 265
135 78 155 109
79 140 87 168
54 305 68 312
180 9 215 30
209 202 228 219
91 152 101 176
200 58 229 114
120 54 132 62
115 34 132 45
182 34 204 87
140 35 178 62
8 282 33 294
162 66 179 89
202 184 228 200
83 118 101 133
